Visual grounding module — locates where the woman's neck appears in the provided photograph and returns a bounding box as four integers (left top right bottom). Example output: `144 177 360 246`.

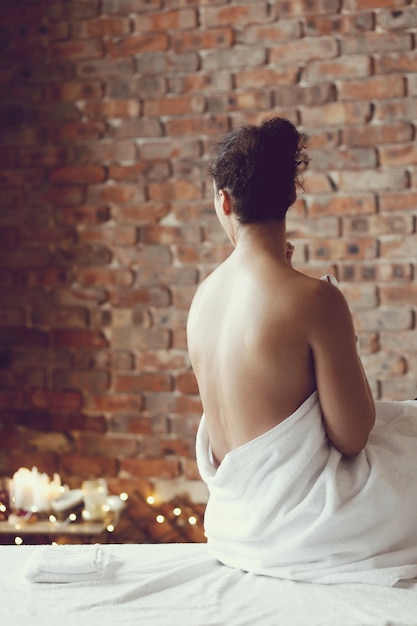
233 219 287 261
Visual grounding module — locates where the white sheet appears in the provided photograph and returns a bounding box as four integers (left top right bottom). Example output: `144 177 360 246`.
1 543 417 626
197 392 417 585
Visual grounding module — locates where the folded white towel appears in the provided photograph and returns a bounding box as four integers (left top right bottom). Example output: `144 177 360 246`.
24 544 108 584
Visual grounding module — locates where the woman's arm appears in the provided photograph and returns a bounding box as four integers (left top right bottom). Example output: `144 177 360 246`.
308 281 375 456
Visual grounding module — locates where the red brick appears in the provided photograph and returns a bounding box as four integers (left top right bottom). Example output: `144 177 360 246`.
378 7 417 30
77 268 134 287
86 393 143 413
53 369 109 391
109 414 154 435
77 432 137 457
207 91 272 113
116 203 170 224
48 122 106 142
302 102 372 127
102 0 161 13
76 58 134 79
121 457 181 479
87 183 145 204
341 32 412 55
374 99 417 122
50 165 106 184
139 224 202 245
113 373 173 393
380 236 417 258
308 194 376 216
379 191 417 213
82 99 140 119
271 36 338 65
49 39 104 60
73 16 131 37
311 146 377 170
334 168 408 192
45 81 103 101
133 8 197 31
310 237 377 261
375 50 417 75
203 48 266 71
51 413 107 433
165 115 229 136
135 350 189 372
344 0 409 8
339 75 405 101
343 214 413 237
51 329 108 349
107 33 169 58
75 140 136 163
110 286 170 307
342 122 412 147
108 118 162 140
28 389 82 411
112 328 171 350
55 205 111 225
147 180 203 202
380 285 417 306
39 186 85 206
380 379 417 401
271 0 341 17
144 95 205 116
381 330 417 353
172 28 233 53
169 71 232 94
60 453 117 478
7 452 58 477
379 144 417 166
353 307 413 332
305 12 374 35
304 55 371 82
175 371 199 395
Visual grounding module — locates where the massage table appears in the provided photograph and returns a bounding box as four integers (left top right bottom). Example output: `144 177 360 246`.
1 543 417 625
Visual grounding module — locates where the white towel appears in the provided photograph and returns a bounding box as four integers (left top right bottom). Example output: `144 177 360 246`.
24 544 108 583
196 391 417 585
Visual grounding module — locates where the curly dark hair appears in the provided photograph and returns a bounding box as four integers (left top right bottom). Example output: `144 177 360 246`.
209 117 309 224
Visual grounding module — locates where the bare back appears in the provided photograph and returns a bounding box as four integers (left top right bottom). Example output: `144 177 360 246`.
187 250 318 464
188 241 375 464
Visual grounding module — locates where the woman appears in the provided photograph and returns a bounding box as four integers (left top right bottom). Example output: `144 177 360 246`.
187 117 417 585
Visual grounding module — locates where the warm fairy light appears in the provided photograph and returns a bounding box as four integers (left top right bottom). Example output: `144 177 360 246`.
103 504 111 512
156 514 165 524
0 504 5 513
69 513 76 522
49 514 57 523
15 536 23 545
188 516 197 526
147 495 155 505
107 524 115 533
120 492 128 501
173 507 182 516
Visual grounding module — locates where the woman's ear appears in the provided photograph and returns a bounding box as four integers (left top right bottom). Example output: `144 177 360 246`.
219 189 233 216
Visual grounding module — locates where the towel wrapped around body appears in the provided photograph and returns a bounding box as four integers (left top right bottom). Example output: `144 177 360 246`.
196 391 417 585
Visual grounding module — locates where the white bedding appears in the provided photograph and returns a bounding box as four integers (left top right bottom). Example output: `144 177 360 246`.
197 392 417 585
1 543 417 625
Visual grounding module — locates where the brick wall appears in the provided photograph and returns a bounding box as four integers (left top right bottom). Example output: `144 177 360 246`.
0 0 416 540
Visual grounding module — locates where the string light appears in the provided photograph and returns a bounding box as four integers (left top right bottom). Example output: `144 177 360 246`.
120 493 128 502
107 524 115 533
146 495 155 505
172 507 182 516
155 514 165 524
188 516 197 526
14 536 23 545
